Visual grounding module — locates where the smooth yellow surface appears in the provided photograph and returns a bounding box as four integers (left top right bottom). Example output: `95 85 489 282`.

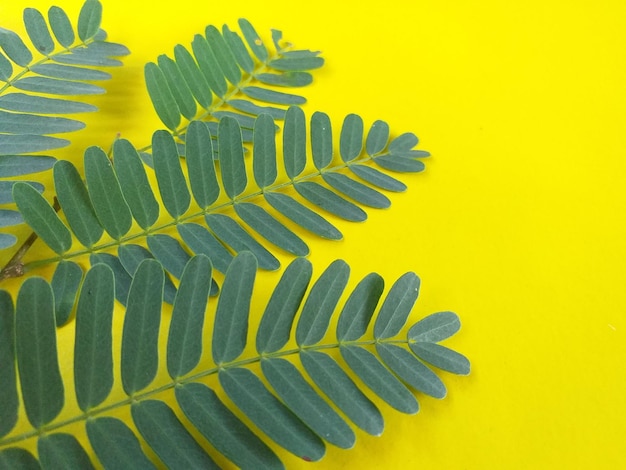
2 0 626 469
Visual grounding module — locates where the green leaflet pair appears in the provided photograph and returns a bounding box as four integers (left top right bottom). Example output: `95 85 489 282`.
0 253 468 469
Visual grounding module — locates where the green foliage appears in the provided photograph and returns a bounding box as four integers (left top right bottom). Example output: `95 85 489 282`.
0 255 469 468
144 18 321 135
12 109 428 306
0 2 469 468
0 0 129 249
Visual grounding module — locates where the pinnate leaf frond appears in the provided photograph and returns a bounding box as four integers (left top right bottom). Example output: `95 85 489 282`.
12 109 429 310
0 254 469 468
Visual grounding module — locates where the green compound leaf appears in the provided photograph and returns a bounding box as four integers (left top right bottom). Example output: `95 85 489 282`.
0 12 466 465
13 108 430 315
73 264 114 412
2 255 467 468
15 278 64 428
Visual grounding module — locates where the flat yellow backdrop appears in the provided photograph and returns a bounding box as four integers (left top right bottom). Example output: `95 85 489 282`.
2 0 626 468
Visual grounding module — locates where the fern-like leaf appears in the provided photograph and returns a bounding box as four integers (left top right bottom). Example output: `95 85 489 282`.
0 0 129 249
145 18 322 138
0 254 469 468
12 109 428 307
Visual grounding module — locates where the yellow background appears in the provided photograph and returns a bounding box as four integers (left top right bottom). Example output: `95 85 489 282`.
2 0 626 468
